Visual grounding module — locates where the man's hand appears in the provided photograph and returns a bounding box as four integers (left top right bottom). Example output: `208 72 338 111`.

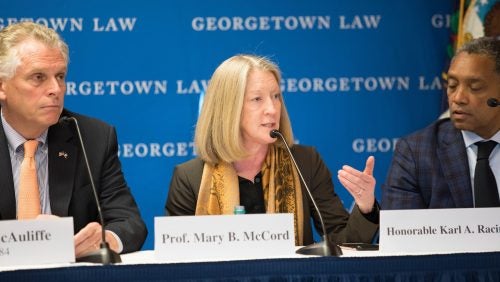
74 222 119 258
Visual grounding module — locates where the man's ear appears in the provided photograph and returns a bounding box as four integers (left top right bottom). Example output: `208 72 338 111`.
0 80 6 101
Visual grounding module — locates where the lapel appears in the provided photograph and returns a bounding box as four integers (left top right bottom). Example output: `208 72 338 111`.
0 117 16 219
436 119 473 207
47 115 79 216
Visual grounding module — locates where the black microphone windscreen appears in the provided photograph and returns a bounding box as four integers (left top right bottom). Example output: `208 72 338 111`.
270 129 280 138
58 116 71 123
487 98 499 107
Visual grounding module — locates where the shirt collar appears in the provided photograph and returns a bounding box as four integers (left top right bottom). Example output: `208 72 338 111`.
461 130 500 148
1 108 48 152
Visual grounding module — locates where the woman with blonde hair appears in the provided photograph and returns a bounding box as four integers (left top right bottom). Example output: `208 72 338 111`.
165 54 378 247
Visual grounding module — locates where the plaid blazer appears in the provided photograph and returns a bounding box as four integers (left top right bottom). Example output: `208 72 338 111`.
382 118 473 209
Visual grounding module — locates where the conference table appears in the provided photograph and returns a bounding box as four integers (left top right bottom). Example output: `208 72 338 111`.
1 249 499 281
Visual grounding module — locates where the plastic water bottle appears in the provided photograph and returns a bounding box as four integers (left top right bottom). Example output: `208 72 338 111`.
233 205 246 215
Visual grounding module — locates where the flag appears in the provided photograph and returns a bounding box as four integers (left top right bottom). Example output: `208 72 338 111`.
461 0 500 44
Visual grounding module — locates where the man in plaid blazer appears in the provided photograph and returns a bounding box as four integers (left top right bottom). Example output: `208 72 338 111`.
382 37 500 209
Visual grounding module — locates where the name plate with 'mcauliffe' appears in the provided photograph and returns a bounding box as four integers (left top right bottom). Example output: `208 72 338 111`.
380 208 500 254
155 214 295 262
0 217 75 266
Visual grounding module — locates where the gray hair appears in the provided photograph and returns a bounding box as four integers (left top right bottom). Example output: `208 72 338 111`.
0 21 69 79
456 37 500 73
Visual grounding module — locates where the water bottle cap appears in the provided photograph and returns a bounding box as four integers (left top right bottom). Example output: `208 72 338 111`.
234 205 246 214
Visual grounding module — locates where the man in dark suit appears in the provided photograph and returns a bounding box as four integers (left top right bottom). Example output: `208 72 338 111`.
382 37 500 209
0 22 146 257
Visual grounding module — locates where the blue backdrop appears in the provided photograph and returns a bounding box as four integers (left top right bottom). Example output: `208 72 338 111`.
2 0 453 250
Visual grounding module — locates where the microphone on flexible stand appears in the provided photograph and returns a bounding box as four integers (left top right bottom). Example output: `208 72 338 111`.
59 116 122 264
487 98 499 107
270 129 342 256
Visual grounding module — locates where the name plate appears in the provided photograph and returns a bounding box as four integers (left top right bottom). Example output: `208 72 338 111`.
155 214 295 261
380 208 500 254
0 217 75 266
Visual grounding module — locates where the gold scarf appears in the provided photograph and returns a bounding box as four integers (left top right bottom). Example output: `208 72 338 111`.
196 144 304 245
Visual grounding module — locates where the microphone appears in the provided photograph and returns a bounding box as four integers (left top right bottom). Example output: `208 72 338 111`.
487 98 499 107
269 129 342 256
59 116 121 264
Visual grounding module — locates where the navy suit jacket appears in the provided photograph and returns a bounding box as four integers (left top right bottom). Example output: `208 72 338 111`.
0 109 147 253
382 118 474 209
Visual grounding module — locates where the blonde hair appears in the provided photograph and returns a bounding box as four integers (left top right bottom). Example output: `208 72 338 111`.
195 54 294 165
0 21 69 79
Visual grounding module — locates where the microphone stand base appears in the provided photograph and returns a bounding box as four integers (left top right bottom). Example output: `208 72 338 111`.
296 241 342 257
76 244 122 264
